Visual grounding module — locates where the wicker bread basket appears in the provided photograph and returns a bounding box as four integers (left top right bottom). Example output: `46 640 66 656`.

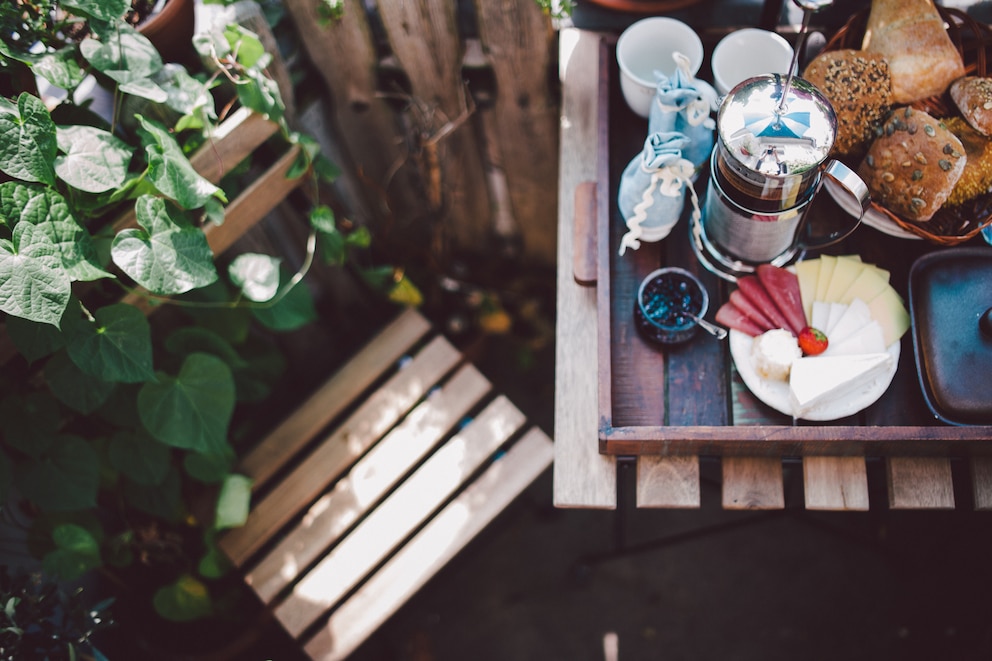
822 6 992 245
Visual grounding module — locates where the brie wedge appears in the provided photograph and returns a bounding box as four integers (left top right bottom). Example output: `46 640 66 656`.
789 352 894 417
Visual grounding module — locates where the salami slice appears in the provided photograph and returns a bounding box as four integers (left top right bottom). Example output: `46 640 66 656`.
756 264 807 334
729 289 775 332
736 276 796 334
715 301 765 337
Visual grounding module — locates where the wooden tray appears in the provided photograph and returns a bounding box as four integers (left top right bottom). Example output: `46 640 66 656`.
589 38 992 457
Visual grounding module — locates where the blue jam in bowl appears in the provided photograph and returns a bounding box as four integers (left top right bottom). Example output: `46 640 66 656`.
633 267 708 345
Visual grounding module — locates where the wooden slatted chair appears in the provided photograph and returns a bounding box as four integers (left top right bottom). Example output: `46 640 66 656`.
217 307 553 660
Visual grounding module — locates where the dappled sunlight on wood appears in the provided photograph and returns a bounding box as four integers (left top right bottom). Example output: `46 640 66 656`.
274 397 527 637
302 428 554 661
245 365 490 602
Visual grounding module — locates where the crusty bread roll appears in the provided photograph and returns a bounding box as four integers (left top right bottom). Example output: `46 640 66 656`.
944 116 992 206
861 0 965 104
950 77 992 136
803 49 892 158
858 107 966 221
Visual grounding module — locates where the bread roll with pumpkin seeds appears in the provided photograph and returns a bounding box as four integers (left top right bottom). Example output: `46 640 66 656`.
857 107 966 221
944 116 992 206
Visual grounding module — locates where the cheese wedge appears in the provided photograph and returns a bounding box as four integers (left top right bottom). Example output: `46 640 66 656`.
789 352 894 416
815 255 837 302
825 319 887 356
867 287 910 347
811 300 831 331
825 302 848 334
827 298 872 345
824 256 866 303
795 260 820 323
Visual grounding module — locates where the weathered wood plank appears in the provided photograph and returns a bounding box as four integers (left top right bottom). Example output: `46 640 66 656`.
722 457 784 509
275 396 527 637
473 0 559 265
803 457 869 511
553 29 616 509
247 364 493 603
301 425 553 661
636 456 700 508
219 335 462 566
887 457 955 510
281 0 424 227
377 1 491 251
971 457 992 510
238 307 430 491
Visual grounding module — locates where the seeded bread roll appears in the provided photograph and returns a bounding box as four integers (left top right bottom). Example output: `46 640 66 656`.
950 76 992 136
858 107 966 222
944 116 992 206
803 49 892 158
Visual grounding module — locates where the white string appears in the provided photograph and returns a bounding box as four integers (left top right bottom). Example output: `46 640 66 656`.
618 158 701 256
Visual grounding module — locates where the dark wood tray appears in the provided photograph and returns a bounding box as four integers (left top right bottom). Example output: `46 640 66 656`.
591 38 992 457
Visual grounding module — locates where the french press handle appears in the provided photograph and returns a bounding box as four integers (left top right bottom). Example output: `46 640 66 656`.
796 159 870 251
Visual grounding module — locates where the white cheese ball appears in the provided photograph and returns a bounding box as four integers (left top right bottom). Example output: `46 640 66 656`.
751 329 801 381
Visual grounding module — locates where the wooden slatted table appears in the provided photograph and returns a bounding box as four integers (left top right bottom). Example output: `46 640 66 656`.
554 27 992 513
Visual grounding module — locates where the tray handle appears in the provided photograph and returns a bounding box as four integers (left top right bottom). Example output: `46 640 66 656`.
573 180 598 286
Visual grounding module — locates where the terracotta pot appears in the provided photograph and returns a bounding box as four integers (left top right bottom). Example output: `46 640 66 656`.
138 0 196 65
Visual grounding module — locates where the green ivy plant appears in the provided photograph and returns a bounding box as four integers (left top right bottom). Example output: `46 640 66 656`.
0 0 417 628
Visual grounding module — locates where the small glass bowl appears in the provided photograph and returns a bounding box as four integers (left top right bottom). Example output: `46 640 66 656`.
633 267 708 345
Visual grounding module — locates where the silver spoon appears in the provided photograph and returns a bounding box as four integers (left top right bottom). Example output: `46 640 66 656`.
685 311 728 340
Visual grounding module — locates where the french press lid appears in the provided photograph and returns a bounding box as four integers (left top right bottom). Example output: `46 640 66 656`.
717 73 837 177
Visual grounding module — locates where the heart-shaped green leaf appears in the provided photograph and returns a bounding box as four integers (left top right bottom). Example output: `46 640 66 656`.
42 523 102 581
15 435 100 511
108 429 171 486
55 125 132 193
111 195 218 295
80 24 161 84
30 47 88 90
0 93 56 186
4 308 66 363
62 0 131 23
118 77 169 103
0 181 113 282
138 353 235 454
135 116 224 209
0 222 71 326
45 349 116 414
63 302 155 383
228 253 281 302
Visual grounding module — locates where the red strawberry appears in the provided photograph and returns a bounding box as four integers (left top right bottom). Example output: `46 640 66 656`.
798 327 828 356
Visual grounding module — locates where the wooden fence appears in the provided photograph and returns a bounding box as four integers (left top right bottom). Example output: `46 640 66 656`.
281 0 561 267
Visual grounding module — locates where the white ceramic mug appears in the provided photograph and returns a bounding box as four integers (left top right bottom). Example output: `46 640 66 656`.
616 17 704 118
710 28 794 96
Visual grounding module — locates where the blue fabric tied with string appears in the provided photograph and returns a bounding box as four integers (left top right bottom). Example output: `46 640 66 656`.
647 52 719 172
617 131 701 256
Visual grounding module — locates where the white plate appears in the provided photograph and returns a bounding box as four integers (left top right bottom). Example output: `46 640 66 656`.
825 180 921 241
729 330 900 421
